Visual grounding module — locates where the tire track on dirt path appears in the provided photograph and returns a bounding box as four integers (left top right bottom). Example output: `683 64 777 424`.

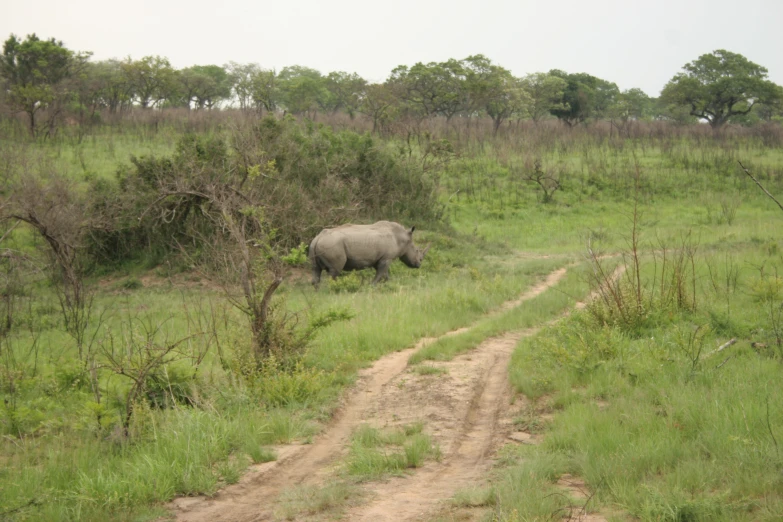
170 268 567 522
344 264 627 522
172 346 421 522
368 262 624 522
329 269 569 521
341 331 528 522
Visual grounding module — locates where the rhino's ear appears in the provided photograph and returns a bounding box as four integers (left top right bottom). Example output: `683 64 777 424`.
409 226 416 235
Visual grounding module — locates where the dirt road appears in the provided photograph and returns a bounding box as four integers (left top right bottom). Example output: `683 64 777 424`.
171 268 573 521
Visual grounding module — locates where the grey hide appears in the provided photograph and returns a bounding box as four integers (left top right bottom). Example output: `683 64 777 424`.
309 221 430 288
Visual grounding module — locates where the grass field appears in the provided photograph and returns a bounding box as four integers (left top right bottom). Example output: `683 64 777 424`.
2 116 783 521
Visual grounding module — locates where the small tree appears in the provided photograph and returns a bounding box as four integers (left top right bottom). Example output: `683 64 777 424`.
548 70 619 126
661 50 782 129
136 134 303 366
4 171 95 361
484 76 528 134
463 55 528 134
0 33 89 137
608 88 653 135
519 72 567 123
226 61 260 110
278 65 327 117
250 68 280 114
388 60 470 122
121 55 177 109
360 83 397 134
178 65 231 109
84 59 131 113
521 159 561 203
324 71 367 117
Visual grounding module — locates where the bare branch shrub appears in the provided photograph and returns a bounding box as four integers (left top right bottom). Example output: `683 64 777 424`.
120 125 360 370
2 159 102 362
749 265 783 358
705 254 740 327
584 161 698 333
518 159 561 203
718 195 741 225
673 324 710 379
98 314 204 435
0 220 28 336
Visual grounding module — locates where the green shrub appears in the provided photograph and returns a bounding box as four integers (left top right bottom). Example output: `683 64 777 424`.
144 365 198 409
252 358 336 407
282 243 308 266
87 118 443 269
328 271 365 293
534 315 626 373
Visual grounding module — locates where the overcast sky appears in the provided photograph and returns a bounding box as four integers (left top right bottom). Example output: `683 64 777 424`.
3 0 782 96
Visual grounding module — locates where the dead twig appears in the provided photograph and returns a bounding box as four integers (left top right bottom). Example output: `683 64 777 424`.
767 396 779 458
739 161 783 213
0 219 22 244
704 338 737 359
715 356 733 369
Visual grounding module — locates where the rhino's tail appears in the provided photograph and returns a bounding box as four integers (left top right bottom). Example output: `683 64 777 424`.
308 236 321 267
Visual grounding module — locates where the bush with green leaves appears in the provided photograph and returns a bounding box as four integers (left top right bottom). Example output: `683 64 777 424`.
281 243 308 266
87 117 442 267
327 271 365 293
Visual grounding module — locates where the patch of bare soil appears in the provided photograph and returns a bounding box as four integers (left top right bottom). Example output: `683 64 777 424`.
556 474 607 522
340 330 528 521
171 343 419 522
169 268 577 522
500 267 566 312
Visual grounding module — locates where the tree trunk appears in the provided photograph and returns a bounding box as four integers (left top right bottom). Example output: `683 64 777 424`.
249 273 283 364
26 106 36 138
492 116 502 136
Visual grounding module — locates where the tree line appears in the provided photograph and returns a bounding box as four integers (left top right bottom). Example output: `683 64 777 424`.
1 32 782 138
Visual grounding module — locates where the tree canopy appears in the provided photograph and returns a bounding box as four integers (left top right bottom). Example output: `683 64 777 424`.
178 65 232 109
2 32 782 136
548 70 619 126
388 60 470 121
1 33 88 136
120 55 177 109
661 49 782 128
519 73 567 123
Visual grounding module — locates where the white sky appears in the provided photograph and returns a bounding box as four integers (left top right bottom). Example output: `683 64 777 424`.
3 0 782 97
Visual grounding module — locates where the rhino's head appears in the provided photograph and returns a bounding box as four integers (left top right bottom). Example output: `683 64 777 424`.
400 226 430 268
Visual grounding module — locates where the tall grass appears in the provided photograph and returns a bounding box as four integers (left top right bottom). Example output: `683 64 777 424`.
4 114 783 520
409 262 592 364
495 240 783 521
311 255 570 372
0 229 562 520
346 423 440 480
2 406 284 521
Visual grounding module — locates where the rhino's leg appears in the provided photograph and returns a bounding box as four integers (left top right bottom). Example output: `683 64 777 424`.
312 255 341 289
318 257 342 281
327 253 346 280
311 261 323 289
372 260 392 285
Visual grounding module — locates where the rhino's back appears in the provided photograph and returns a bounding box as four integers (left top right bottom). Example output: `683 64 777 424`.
313 222 408 264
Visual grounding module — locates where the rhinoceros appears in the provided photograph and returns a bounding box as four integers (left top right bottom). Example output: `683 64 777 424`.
309 221 430 288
